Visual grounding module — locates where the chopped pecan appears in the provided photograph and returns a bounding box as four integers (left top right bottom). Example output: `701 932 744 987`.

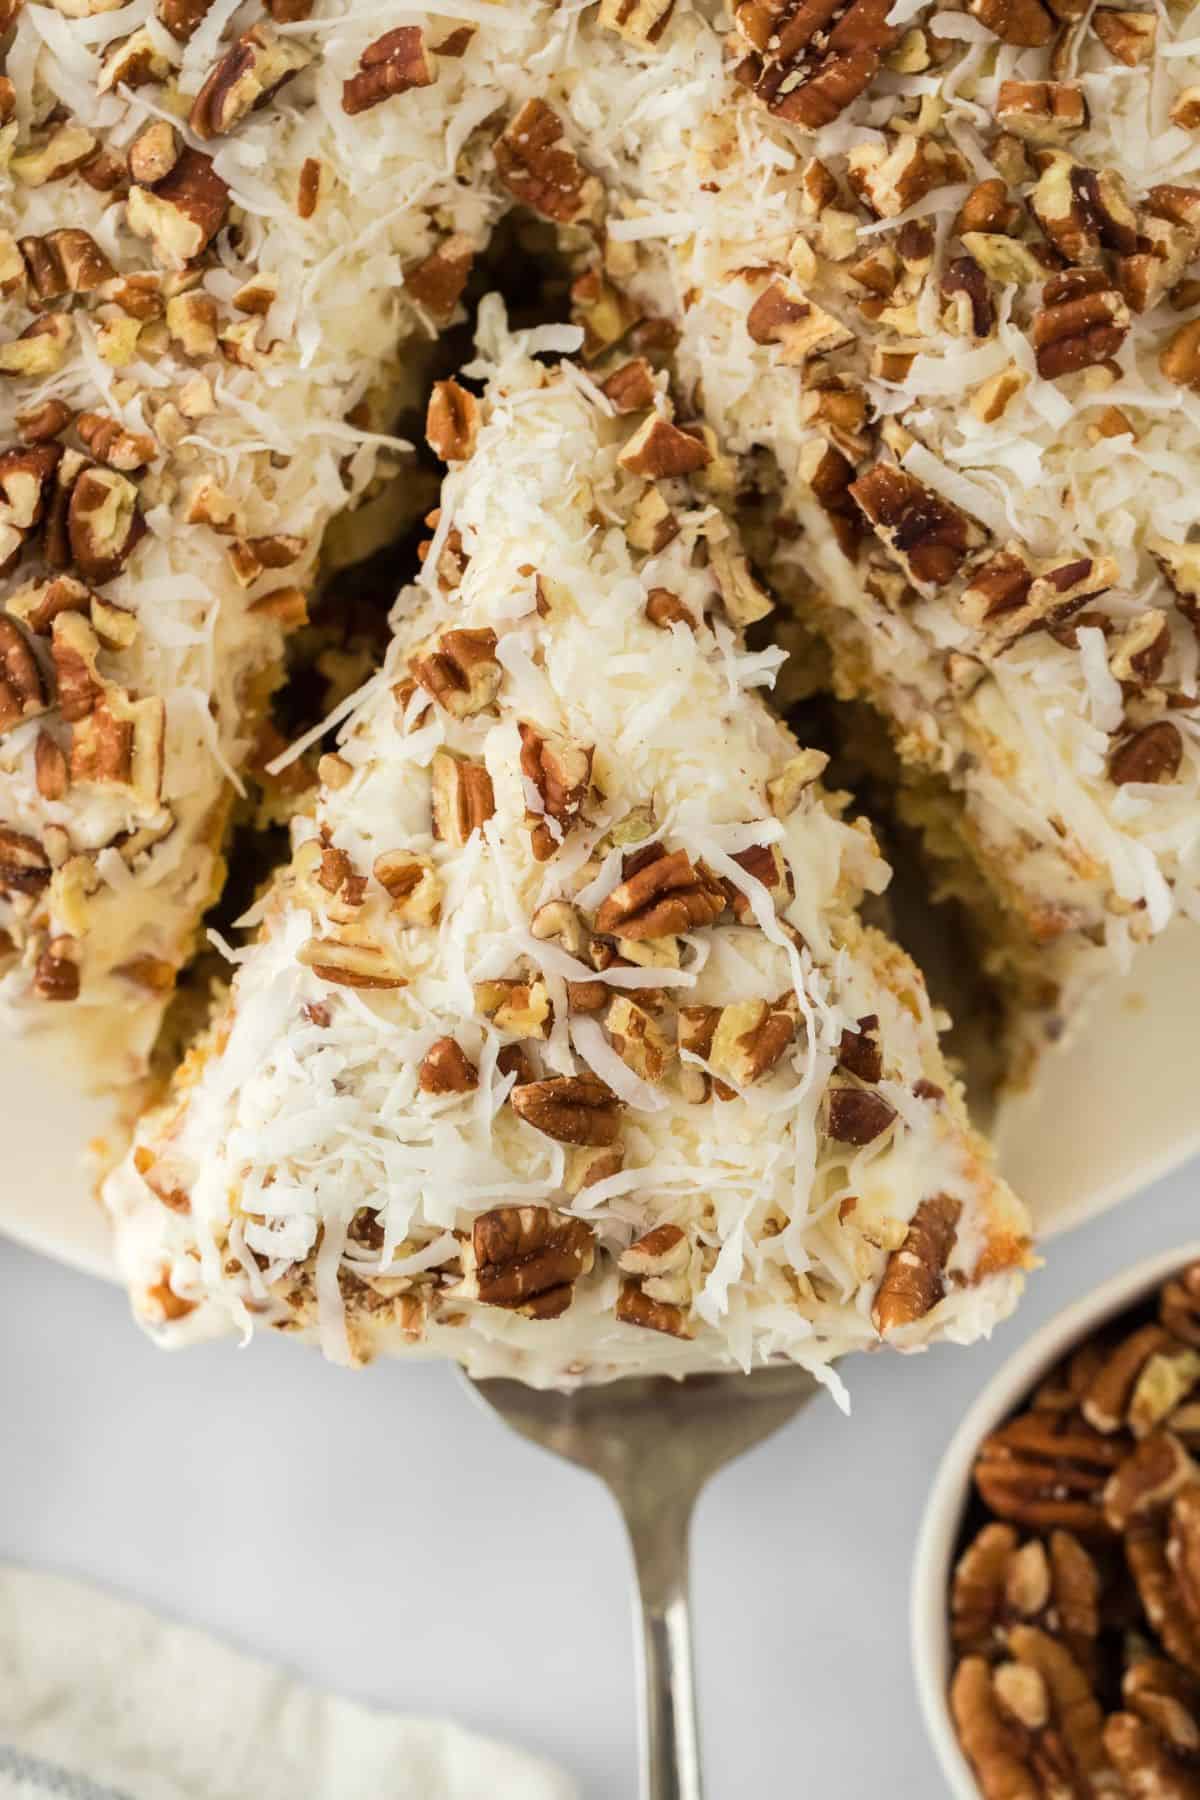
837 1014 883 1083
746 281 853 362
418 1037 478 1095
825 1084 897 1145
0 316 74 379
494 100 599 226
606 996 674 1083
34 731 67 800
617 1281 693 1338
430 751 495 847
872 1195 960 1332
1109 611 1170 688
1030 156 1138 267
603 358 657 414
425 379 478 462
598 0 676 44
960 547 1116 649
0 442 59 533
707 537 773 627
97 28 171 94
33 936 80 1002
405 234 474 323
996 79 1087 143
732 0 898 131
411 627 500 717
850 464 983 591
343 27 436 116
703 998 795 1086
128 121 179 187
69 691 165 804
67 467 145 584
518 723 593 862
1092 5 1156 62
51 614 102 722
0 828 50 897
618 414 710 479
593 848 724 940
372 852 439 921
16 400 73 445
645 587 694 631
848 135 960 221
969 0 1055 45
1032 269 1130 379
0 617 44 731
475 977 551 1039
1161 319 1200 391
1082 1323 1177 1433
453 1206 594 1320
20 230 114 301
1109 721 1184 787
191 25 310 139
156 0 211 39
75 414 156 473
1126 1494 1200 1674
126 149 229 269
620 1223 688 1279
942 256 995 338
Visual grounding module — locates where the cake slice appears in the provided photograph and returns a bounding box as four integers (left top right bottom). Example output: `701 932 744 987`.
490 0 1200 1058
104 309 1029 1387
0 0 539 1074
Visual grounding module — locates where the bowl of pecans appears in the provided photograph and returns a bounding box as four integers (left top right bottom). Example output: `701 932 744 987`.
913 1242 1200 1799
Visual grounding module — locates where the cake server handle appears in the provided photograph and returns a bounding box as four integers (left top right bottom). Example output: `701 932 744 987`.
622 1486 703 1800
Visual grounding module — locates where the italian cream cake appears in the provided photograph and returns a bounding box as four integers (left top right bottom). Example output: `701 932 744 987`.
103 314 1030 1385
0 0 531 1072
488 0 1200 1054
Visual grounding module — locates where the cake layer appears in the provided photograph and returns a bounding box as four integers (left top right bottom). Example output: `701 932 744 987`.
104 314 1029 1387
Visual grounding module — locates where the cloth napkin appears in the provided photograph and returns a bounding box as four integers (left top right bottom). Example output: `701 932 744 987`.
0 1566 576 1800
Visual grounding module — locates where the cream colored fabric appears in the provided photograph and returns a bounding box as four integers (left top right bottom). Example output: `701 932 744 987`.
0 1566 575 1800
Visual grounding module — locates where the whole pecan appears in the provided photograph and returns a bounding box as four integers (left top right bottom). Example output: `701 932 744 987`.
510 1074 623 1146
455 1206 595 1320
593 848 724 940
1032 268 1130 380
974 1412 1124 1536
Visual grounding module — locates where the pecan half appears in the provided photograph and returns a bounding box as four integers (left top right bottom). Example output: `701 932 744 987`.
593 848 725 940
510 1074 622 1146
190 26 311 139
494 100 598 226
974 1412 1123 1536
732 0 899 130
453 1206 595 1320
872 1195 960 1332
1033 268 1130 379
343 27 436 116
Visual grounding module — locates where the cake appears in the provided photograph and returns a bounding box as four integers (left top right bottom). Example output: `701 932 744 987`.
103 314 1030 1387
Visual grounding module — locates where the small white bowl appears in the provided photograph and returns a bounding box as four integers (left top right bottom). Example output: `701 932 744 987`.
910 1238 1200 1800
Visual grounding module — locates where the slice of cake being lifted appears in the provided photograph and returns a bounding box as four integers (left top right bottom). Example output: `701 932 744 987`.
104 303 1030 1390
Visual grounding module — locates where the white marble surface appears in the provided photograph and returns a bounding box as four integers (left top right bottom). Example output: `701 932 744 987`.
1 1160 1197 1798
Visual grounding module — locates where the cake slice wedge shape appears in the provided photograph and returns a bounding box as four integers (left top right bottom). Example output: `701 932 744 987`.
104 304 1030 1389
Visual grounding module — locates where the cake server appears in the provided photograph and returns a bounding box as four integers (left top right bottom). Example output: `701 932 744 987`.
461 1364 817 1800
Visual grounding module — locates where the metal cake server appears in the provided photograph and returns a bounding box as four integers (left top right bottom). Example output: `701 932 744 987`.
460 1364 818 1800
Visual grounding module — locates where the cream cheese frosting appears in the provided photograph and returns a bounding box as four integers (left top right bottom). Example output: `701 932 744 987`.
103 314 1029 1388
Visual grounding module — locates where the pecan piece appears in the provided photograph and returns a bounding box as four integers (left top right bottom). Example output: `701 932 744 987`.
519 723 593 862
75 414 156 473
593 848 724 940
0 827 50 897
343 27 436 116
942 255 995 338
33 936 80 1002
425 379 478 462
850 464 983 591
732 0 899 131
405 235 473 323
1109 721 1184 787
603 358 657 414
510 1074 622 1146
51 613 102 722
0 617 44 731
20 229 114 301
126 149 229 269
430 751 494 847
872 1195 960 1332
1082 1323 1177 1433
825 1084 896 1145
1032 269 1130 380
996 79 1087 144
1162 1265 1200 1347
1162 319 1200 391
617 1280 693 1338
606 996 674 1083
67 467 145 584
475 977 551 1039
969 0 1054 45
706 998 796 1086
191 26 310 139
296 935 406 990
453 1206 595 1320
617 414 711 479
411 628 499 717
156 0 212 39
128 121 179 187
494 100 599 226
837 1014 883 1083
746 281 853 361
598 0 676 45
1104 1710 1200 1799
1092 6 1156 63
418 1037 478 1095
1105 1432 1197 1531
